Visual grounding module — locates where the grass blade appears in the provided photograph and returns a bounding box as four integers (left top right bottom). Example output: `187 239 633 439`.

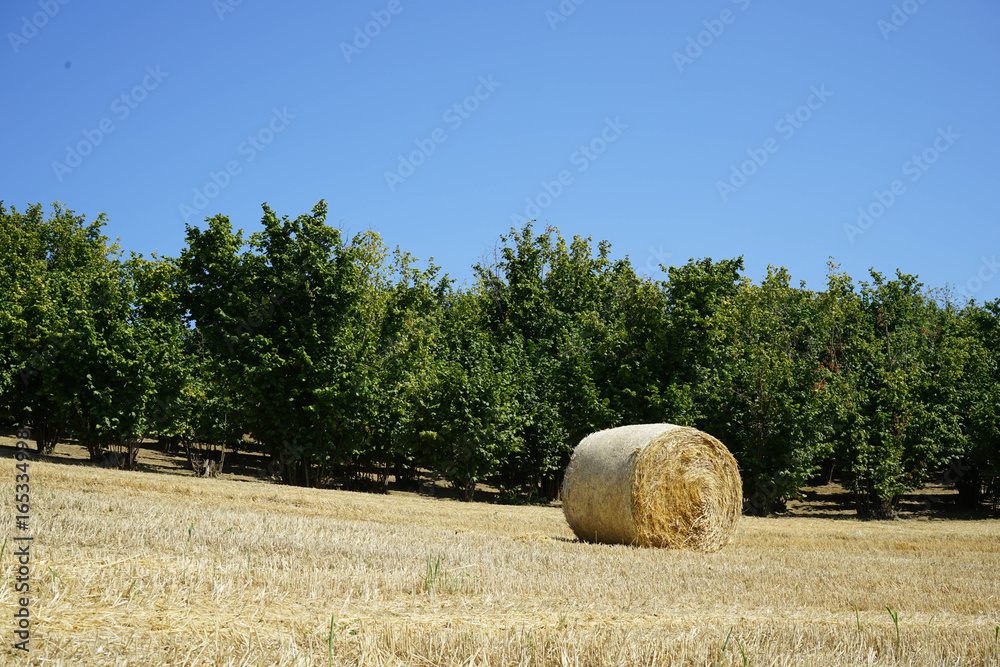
328 613 336 666
886 606 900 651
716 626 734 667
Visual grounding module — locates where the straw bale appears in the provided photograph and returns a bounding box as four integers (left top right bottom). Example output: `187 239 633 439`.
561 424 741 551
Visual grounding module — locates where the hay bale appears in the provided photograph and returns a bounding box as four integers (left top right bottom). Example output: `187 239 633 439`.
561 424 741 552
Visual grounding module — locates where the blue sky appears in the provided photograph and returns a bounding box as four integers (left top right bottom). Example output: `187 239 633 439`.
3 0 998 300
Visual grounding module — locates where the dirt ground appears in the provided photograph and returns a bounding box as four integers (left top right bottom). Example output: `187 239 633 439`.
0 431 514 503
0 430 991 520
0 431 266 481
2 444 998 665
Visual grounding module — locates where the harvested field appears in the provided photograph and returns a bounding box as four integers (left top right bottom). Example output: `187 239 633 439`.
1 445 999 665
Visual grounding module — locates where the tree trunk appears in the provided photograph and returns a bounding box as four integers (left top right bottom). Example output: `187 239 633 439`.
32 420 63 455
541 474 561 502
955 466 982 511
280 454 311 486
394 459 418 490
744 475 778 516
87 441 105 462
856 489 896 519
186 440 226 478
158 434 182 454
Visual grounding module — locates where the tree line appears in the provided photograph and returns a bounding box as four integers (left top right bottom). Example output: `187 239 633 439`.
1 201 997 519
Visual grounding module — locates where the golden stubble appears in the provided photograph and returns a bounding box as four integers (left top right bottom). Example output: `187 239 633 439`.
2 460 998 666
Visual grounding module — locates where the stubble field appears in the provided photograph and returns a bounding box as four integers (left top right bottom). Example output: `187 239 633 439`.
1 444 999 666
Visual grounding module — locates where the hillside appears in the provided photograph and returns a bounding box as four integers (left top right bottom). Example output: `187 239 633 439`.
2 444 999 665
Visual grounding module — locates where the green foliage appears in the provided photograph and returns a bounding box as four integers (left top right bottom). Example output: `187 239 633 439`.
408 291 524 501
709 267 833 514
954 299 1000 507
178 202 391 484
353 247 450 491
474 224 620 499
0 203 161 460
814 265 980 517
3 202 998 516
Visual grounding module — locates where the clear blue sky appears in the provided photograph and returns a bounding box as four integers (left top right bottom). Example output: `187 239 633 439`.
3 1 998 300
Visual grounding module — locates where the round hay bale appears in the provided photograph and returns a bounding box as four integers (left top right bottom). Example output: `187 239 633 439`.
561 423 742 552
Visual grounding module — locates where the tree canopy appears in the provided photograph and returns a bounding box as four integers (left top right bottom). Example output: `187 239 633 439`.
2 201 997 517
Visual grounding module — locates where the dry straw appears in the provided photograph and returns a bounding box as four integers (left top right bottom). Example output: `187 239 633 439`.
561 423 742 552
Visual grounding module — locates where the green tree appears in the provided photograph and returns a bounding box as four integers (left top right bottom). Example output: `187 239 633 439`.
125 252 213 467
710 267 834 515
415 293 524 500
827 269 964 518
587 262 672 426
0 203 49 431
179 201 390 486
352 249 449 491
660 256 746 427
956 299 1000 508
474 224 616 500
176 212 253 470
1 203 155 460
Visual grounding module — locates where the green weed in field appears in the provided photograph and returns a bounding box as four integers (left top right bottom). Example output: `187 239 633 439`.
886 606 900 651
425 555 443 592
716 626 734 667
328 613 336 666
